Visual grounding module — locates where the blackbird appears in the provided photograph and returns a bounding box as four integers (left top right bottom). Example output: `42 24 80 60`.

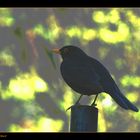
52 45 138 112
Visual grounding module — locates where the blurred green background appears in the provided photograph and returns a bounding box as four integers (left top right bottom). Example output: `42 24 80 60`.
0 8 140 132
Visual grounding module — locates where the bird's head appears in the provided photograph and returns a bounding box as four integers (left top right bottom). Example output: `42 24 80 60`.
52 45 87 60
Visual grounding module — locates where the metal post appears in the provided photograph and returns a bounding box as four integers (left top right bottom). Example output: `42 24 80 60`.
70 105 98 132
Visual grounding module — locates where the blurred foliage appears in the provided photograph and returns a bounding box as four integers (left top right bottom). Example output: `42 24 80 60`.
0 8 140 132
2 67 48 101
120 75 140 88
9 117 63 132
0 8 14 27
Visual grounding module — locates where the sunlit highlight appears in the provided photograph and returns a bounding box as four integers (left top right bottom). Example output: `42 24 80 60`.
108 9 120 23
62 86 74 111
126 92 139 102
82 29 96 41
92 11 107 23
126 10 140 28
99 23 129 44
102 94 113 107
120 75 140 88
66 26 82 38
2 67 48 101
9 117 63 132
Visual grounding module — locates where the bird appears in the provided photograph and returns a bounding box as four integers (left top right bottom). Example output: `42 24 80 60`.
52 45 138 112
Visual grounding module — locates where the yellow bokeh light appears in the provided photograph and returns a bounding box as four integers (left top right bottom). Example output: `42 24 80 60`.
100 93 117 115
126 92 139 102
82 29 96 41
62 86 74 111
126 10 140 27
66 26 82 38
92 11 107 23
99 22 129 44
97 99 107 132
118 22 129 40
99 28 118 43
36 117 63 132
2 67 48 101
120 75 140 88
34 78 48 92
98 111 107 132
9 117 64 132
132 111 140 121
108 9 120 23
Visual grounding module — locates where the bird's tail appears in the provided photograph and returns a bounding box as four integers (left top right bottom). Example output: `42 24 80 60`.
109 83 138 112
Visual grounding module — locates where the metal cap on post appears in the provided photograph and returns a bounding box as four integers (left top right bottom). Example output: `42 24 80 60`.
70 105 98 132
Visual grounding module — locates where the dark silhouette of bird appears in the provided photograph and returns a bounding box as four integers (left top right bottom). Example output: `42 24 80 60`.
52 45 138 112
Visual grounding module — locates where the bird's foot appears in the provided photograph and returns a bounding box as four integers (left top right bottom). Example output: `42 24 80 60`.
66 103 80 111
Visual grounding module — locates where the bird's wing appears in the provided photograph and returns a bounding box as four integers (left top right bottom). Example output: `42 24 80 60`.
61 63 103 93
61 65 99 83
89 57 112 82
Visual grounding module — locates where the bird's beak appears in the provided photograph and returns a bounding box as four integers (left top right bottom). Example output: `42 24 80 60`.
52 48 61 54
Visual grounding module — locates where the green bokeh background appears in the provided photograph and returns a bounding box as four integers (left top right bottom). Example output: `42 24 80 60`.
0 8 140 132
